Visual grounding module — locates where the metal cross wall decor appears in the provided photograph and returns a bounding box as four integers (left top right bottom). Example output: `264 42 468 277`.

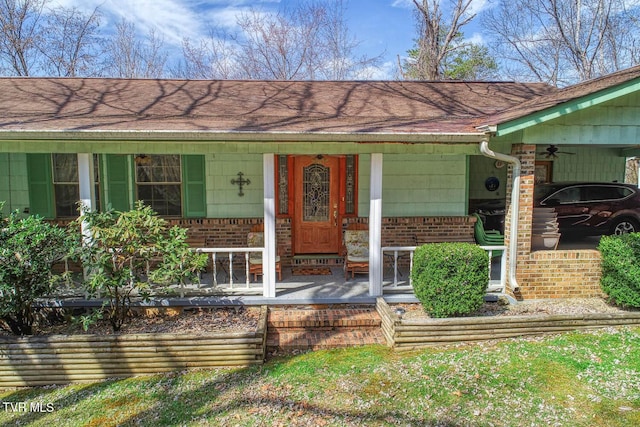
231 172 251 196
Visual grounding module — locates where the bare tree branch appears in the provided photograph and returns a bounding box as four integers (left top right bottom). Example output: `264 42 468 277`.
402 0 496 80
484 0 640 85
177 0 382 80
103 19 167 78
39 6 101 77
173 29 239 79
0 0 45 76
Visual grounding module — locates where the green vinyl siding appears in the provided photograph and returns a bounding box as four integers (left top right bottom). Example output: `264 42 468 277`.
468 156 508 200
207 154 263 218
182 155 206 218
497 91 640 145
0 153 29 216
538 146 626 183
26 153 54 218
359 154 467 217
104 154 131 212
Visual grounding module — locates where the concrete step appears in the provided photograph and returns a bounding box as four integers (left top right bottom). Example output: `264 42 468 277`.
266 305 385 352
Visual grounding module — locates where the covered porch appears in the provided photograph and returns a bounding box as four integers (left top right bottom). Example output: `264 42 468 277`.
52 242 506 306
4 70 640 304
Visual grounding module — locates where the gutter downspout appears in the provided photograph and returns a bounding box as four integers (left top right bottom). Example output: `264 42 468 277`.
479 139 520 292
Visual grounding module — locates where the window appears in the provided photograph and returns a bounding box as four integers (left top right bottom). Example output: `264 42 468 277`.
550 187 581 204
51 154 100 217
278 155 289 215
583 185 633 202
135 154 182 216
345 155 356 214
28 153 205 219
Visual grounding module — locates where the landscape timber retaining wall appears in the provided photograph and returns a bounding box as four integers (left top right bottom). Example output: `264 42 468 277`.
376 298 640 350
0 306 268 388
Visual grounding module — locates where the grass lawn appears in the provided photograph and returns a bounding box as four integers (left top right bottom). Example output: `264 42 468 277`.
1 327 638 426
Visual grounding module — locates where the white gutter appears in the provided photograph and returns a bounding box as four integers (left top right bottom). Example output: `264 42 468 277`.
0 129 486 144
479 139 520 291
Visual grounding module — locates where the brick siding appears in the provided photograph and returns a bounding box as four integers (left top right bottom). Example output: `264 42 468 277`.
170 216 475 267
51 216 474 270
516 250 603 299
345 216 475 247
506 144 603 300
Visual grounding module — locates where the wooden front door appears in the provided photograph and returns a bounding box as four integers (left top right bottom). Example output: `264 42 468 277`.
293 155 341 254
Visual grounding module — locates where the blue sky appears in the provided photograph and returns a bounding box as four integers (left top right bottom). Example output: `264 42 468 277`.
52 0 490 78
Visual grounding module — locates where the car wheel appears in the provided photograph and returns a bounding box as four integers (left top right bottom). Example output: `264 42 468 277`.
611 218 639 235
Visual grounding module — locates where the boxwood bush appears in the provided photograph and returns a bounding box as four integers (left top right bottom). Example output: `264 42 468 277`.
411 242 489 318
598 233 640 308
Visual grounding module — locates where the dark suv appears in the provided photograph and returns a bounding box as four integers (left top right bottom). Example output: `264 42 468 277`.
534 182 640 236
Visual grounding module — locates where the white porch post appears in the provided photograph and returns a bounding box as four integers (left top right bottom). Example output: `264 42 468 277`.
369 153 383 296
77 153 95 244
263 154 277 298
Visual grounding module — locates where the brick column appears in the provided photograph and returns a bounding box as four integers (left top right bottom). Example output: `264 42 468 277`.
504 144 536 297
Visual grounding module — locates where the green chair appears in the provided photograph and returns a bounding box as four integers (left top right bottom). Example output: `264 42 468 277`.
472 213 504 256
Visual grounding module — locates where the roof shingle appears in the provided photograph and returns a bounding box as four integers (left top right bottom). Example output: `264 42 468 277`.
0 78 554 135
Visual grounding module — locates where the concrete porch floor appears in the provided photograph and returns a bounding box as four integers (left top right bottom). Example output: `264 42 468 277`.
171 266 419 305
52 266 420 307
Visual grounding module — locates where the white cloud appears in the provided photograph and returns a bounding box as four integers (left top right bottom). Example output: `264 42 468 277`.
355 61 397 80
48 0 277 48
468 0 490 15
466 32 485 45
391 0 413 8
391 0 491 14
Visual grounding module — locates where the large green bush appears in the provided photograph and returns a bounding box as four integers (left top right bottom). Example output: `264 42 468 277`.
598 233 640 308
0 206 78 335
410 242 489 318
76 202 208 331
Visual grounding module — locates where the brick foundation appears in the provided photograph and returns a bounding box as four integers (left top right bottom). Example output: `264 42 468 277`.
516 249 603 299
51 215 474 270
169 216 475 267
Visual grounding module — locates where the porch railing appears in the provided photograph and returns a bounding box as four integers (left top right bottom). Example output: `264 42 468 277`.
382 245 507 293
194 247 264 289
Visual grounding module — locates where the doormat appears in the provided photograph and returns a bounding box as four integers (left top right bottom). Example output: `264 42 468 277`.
291 267 333 276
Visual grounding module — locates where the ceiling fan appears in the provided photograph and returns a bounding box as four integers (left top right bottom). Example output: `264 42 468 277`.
538 145 576 158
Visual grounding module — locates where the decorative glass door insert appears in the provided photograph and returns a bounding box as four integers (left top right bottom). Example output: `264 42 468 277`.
303 163 330 221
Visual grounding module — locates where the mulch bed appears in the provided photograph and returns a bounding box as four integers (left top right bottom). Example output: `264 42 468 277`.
0 306 262 337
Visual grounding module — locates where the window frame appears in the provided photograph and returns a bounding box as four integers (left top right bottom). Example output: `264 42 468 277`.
51 153 101 218
134 154 183 217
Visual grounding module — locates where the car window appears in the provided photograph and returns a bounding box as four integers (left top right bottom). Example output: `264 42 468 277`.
582 186 633 202
549 187 581 204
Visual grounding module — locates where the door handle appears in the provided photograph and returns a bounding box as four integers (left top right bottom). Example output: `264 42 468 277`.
333 203 338 226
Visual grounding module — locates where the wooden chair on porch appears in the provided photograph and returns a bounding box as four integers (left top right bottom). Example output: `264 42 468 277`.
343 223 369 279
247 225 282 282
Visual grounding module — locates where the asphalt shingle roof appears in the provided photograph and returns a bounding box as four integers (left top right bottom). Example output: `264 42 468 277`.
0 78 553 135
1 65 638 138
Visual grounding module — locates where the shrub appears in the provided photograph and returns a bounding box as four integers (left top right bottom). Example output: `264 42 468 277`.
0 207 78 335
76 202 208 331
410 242 489 318
598 233 640 308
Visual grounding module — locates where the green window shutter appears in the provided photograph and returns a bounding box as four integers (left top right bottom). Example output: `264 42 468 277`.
104 154 131 211
26 154 54 218
182 155 206 218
